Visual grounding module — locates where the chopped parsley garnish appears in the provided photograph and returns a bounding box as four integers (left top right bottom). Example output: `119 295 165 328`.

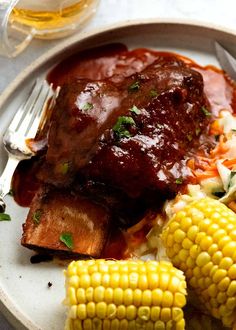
60 162 70 175
130 105 141 115
113 116 135 139
0 213 11 221
128 81 140 92
32 209 42 225
149 89 159 97
82 102 93 111
201 106 211 117
187 134 193 142
60 232 74 249
195 128 201 136
176 178 183 185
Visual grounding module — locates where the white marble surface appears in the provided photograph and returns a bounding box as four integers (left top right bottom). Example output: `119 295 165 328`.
0 0 236 329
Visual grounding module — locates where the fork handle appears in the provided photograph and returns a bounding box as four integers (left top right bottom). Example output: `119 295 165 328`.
0 156 19 212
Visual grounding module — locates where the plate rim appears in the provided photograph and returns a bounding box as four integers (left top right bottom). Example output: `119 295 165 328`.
1 18 236 330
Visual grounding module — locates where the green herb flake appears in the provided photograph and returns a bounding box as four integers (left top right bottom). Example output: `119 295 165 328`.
176 178 183 185
128 81 140 92
201 106 211 117
0 213 11 221
32 209 42 225
113 116 135 139
232 129 236 133
60 162 70 175
60 232 74 250
130 105 141 115
195 128 201 136
187 134 193 142
149 89 159 97
82 102 93 111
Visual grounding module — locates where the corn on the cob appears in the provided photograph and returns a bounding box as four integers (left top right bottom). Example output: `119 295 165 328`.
64 259 187 330
161 197 236 328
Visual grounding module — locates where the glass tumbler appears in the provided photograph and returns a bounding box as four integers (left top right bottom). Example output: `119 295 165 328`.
0 0 100 57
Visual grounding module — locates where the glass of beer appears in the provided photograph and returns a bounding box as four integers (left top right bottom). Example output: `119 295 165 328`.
0 0 100 58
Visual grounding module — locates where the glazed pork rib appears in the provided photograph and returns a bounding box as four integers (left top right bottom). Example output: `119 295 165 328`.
41 54 210 197
22 54 211 257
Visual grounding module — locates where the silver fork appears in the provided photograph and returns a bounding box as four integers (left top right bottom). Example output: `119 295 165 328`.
0 79 60 213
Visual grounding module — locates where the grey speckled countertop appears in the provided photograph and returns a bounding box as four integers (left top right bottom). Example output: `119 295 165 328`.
0 0 236 329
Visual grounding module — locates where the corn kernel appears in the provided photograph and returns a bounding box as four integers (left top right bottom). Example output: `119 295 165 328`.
218 277 230 291
227 280 236 297
101 274 110 288
68 287 77 305
104 288 113 304
91 273 102 287
189 244 200 259
212 251 223 265
126 305 137 320
228 264 236 279
218 236 231 249
77 304 87 320
148 273 159 290
119 319 128 330
174 229 186 243
196 252 210 267
83 319 92 330
150 306 161 321
219 257 233 270
110 319 119 330
103 319 110 330
116 305 126 319
138 306 150 321
178 249 189 262
222 241 236 257
207 243 218 256
212 229 226 243
87 302 95 318
162 291 173 308
154 320 165 330
120 274 129 289
226 297 236 310
182 237 192 250
77 288 86 304
159 273 170 291
212 269 227 284
107 304 116 319
217 292 227 304
208 283 217 298
180 216 192 231
173 293 186 308
129 273 139 290
160 307 171 322
152 288 163 306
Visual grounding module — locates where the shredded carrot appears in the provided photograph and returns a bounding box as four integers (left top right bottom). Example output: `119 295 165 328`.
187 158 195 170
210 135 228 157
194 170 218 180
222 158 236 167
209 120 223 136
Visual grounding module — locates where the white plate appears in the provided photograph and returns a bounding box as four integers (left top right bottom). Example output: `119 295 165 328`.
1 19 236 330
